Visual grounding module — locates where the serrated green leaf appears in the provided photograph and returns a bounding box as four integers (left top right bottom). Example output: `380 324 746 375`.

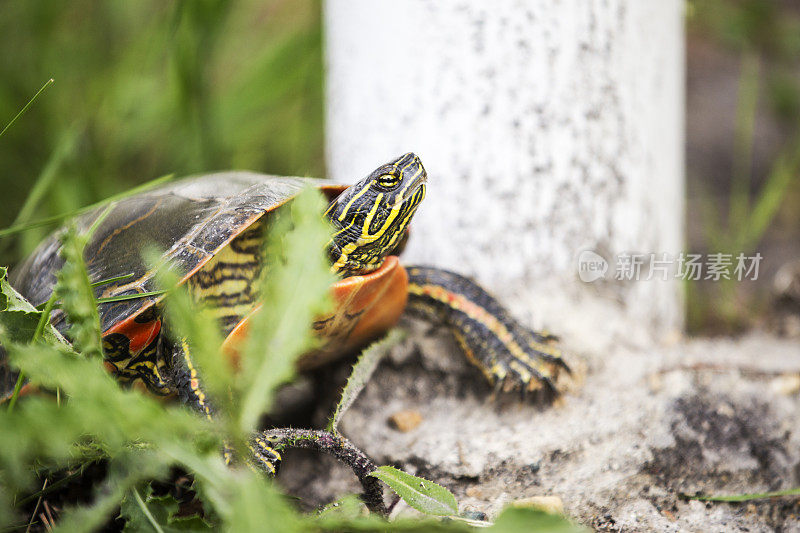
4 342 201 439
0 266 47 345
0 266 36 313
0 310 41 345
0 265 68 347
0 265 71 409
368 466 458 517
237 188 334 434
330 329 405 431
54 224 103 359
0 266 8 310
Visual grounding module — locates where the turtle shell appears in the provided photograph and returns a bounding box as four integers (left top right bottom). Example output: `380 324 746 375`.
12 172 311 332
6 172 408 397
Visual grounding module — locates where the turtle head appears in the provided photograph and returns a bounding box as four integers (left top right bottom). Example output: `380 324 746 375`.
325 153 427 276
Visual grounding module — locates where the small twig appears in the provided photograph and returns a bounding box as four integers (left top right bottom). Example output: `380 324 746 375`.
264 428 386 515
42 501 54 529
38 513 51 532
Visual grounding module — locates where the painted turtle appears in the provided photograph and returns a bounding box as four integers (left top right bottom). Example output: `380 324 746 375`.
5 153 568 470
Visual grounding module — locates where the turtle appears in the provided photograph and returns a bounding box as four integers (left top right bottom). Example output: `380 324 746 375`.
4 152 568 473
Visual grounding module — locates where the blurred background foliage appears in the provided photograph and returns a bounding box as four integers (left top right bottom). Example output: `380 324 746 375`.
0 0 323 262
687 0 800 333
1 0 799 334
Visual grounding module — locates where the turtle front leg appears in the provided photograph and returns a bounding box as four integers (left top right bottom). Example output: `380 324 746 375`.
253 428 386 514
405 266 569 395
166 338 282 473
168 339 386 510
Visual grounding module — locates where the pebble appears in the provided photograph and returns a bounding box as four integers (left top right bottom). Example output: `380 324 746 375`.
771 374 800 396
388 409 423 432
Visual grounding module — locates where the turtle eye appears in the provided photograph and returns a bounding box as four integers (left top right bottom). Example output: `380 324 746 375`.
376 174 400 189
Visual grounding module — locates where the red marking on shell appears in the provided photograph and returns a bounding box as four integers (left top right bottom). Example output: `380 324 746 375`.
110 316 162 354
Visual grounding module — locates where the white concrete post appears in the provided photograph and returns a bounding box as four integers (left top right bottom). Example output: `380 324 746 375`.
325 1 684 349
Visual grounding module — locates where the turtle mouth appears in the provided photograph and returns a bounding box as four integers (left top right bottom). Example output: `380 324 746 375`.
402 173 427 202
331 255 382 277
332 255 398 288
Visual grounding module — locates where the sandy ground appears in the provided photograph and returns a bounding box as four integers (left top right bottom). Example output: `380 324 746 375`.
278 321 800 531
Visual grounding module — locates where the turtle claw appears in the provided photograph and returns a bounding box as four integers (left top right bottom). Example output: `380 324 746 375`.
492 372 557 404
250 434 282 475
482 336 568 401
533 330 561 343
405 266 569 402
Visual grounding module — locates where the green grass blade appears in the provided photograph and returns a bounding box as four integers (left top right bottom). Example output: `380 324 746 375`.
728 51 759 236
735 135 800 252
32 295 57 343
0 214 76 239
0 341 201 498
34 289 167 310
0 79 54 140
0 173 175 239
100 174 175 206
96 291 167 305
685 486 800 502
9 128 78 231
7 293 60 413
5 374 26 414
90 273 135 287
